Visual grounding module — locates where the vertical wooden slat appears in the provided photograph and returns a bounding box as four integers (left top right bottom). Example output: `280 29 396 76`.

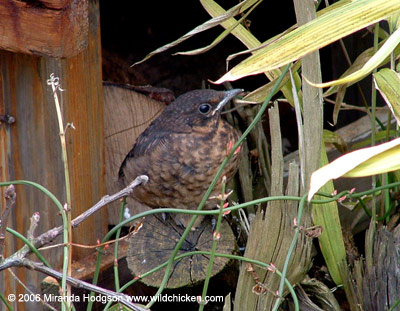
293 0 323 191
61 0 106 259
0 1 105 309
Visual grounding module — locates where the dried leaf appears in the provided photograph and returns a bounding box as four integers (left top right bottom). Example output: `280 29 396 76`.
308 26 400 88
132 0 258 65
214 0 400 83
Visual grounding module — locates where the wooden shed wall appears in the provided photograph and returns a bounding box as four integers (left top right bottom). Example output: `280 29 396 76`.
0 1 106 309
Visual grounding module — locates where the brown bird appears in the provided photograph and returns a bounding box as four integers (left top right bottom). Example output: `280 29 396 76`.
119 88 243 229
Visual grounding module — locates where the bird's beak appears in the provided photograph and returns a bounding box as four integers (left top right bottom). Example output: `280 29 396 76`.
212 89 243 116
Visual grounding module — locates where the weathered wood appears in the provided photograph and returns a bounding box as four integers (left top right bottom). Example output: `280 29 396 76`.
127 214 236 289
361 224 400 310
290 4 321 303
0 1 104 309
293 278 341 311
234 105 312 310
35 0 71 10
103 84 166 224
293 0 323 191
0 0 88 57
41 276 61 311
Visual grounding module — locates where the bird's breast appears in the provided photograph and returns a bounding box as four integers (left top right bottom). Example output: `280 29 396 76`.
131 120 242 210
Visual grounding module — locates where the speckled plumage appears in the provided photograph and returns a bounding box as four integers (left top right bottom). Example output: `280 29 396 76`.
119 89 243 228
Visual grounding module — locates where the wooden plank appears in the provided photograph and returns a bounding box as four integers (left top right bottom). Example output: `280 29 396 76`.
0 1 104 310
71 240 130 281
0 0 88 57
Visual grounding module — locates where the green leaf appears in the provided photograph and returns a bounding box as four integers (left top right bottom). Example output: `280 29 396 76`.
309 138 400 200
242 61 302 103
374 68 400 125
323 129 348 153
312 144 347 285
215 0 400 83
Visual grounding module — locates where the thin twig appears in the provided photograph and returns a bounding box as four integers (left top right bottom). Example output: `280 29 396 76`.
199 175 227 310
27 212 40 241
324 98 387 113
19 259 147 311
38 231 132 251
0 176 147 271
7 268 58 311
0 185 16 259
39 218 144 251
70 176 148 229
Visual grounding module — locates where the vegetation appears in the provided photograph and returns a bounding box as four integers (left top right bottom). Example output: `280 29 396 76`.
1 0 400 310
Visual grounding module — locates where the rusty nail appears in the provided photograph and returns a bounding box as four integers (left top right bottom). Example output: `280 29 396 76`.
0 114 15 125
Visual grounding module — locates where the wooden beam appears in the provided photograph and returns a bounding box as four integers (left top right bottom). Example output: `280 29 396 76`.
0 1 104 309
0 0 88 57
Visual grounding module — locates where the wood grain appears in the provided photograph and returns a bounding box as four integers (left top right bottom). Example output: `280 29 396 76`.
0 1 103 309
234 105 312 310
0 0 88 57
127 214 235 289
103 84 165 224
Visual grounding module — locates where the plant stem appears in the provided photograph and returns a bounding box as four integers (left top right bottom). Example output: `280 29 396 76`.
47 73 72 311
199 177 227 311
114 199 127 292
146 63 292 309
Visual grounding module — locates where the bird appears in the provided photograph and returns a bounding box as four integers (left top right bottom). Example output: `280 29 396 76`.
118 88 243 229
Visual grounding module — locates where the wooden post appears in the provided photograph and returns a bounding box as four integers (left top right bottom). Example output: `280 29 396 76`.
0 1 105 309
0 0 88 57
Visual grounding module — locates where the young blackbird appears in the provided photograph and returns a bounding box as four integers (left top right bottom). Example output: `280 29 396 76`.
119 88 243 229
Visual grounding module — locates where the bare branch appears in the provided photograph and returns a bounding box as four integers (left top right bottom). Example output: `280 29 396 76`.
0 185 16 259
28 212 41 241
8 268 58 311
20 259 147 311
71 175 148 229
0 175 147 271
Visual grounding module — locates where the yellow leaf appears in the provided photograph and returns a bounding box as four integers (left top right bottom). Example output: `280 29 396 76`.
308 26 400 88
374 68 400 125
215 0 400 83
308 138 400 200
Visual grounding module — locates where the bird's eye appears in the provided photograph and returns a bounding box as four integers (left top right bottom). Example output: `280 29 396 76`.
198 103 212 114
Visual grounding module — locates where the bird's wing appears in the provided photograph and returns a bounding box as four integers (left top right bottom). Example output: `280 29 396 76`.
118 129 172 180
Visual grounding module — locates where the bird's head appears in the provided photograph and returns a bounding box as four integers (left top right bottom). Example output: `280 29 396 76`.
162 89 243 132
